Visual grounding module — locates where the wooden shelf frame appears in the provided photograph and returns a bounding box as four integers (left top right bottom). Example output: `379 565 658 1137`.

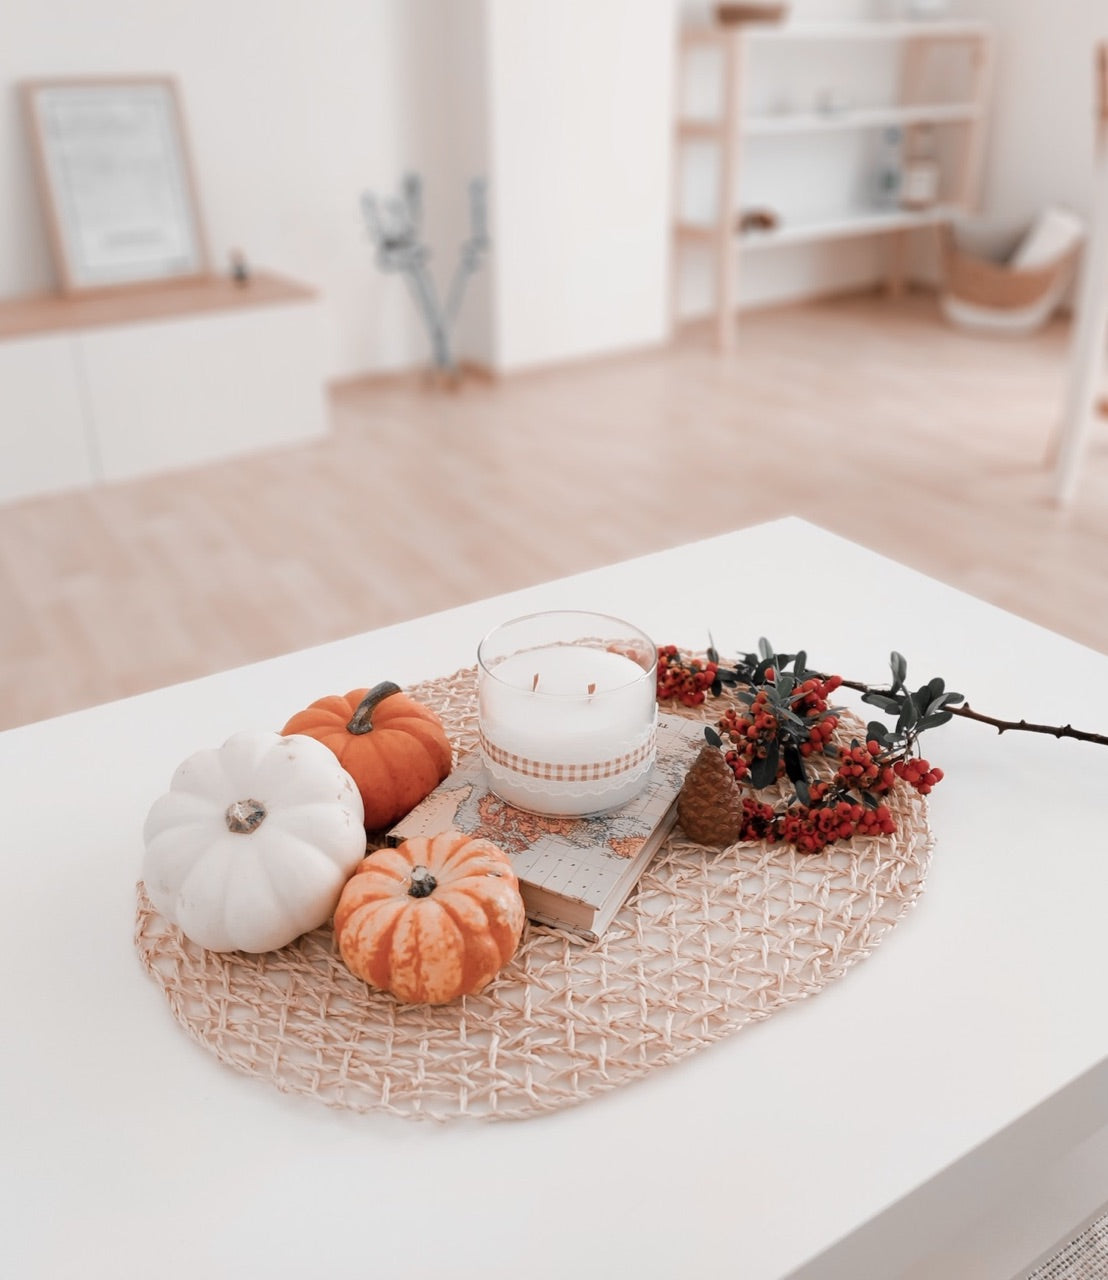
682 18 991 45
678 101 982 138
677 203 960 251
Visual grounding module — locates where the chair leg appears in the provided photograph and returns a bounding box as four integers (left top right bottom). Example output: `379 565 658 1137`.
1050 45 1108 503
1050 238 1108 504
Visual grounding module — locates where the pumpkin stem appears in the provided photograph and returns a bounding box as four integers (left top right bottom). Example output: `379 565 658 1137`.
407 865 438 898
225 799 267 833
347 681 402 734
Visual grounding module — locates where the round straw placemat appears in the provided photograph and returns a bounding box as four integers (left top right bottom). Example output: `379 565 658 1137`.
134 666 933 1123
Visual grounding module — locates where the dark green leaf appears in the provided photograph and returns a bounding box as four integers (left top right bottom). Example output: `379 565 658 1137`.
735 688 756 704
890 651 908 691
706 635 719 665
866 721 890 744
750 739 780 790
783 743 805 783
710 677 722 697
918 710 954 730
704 726 723 747
861 790 879 810
941 691 965 706
794 650 808 677
861 692 902 714
758 637 774 661
897 696 919 734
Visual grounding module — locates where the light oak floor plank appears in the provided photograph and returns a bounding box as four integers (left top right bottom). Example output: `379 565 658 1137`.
2 290 1105 730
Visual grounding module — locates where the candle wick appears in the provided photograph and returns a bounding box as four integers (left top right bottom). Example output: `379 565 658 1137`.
532 672 540 692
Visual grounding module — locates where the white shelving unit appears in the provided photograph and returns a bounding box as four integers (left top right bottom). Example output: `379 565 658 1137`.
672 18 995 350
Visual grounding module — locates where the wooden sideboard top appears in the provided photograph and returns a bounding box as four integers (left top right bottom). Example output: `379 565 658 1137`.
0 271 317 340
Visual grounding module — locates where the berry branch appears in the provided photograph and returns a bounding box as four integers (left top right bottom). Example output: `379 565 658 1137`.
824 678 1108 747
655 642 1108 747
659 638 1106 856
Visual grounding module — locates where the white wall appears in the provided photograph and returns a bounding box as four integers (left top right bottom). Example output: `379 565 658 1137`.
949 0 1108 254
401 0 496 369
484 0 676 372
1 0 431 380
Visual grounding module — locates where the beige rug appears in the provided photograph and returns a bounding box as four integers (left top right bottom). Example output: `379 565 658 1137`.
1022 1208 1108 1280
135 667 932 1122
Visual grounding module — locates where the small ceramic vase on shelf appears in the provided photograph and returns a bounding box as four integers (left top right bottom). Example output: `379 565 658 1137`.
901 126 941 209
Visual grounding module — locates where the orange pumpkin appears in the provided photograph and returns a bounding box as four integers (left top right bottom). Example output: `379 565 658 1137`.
334 831 526 1005
281 682 452 830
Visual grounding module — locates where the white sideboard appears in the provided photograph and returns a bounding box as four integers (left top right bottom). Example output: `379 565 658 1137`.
0 330 97 499
0 272 328 504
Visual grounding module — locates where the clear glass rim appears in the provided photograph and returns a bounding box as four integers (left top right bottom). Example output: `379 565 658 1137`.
476 609 657 698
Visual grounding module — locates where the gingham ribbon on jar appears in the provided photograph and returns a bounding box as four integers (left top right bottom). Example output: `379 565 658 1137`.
478 725 656 782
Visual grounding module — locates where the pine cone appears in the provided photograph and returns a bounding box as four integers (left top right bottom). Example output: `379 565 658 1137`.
677 744 743 847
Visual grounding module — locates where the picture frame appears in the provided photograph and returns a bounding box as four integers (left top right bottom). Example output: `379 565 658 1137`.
22 76 210 294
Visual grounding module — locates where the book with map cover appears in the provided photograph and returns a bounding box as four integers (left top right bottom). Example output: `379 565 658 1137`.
385 712 706 941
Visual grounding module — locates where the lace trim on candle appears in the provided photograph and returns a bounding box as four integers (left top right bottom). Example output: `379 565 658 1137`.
478 725 657 782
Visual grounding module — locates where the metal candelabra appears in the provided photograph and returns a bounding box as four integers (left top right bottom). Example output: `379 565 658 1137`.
361 174 489 376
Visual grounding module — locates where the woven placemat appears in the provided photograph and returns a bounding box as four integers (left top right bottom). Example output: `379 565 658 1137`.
134 666 933 1122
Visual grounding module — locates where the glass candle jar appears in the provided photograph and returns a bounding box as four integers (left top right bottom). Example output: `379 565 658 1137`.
476 611 658 817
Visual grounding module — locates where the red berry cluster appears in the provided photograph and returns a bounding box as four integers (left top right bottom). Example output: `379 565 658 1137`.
791 675 842 757
777 781 896 853
714 676 843 783
716 689 773 783
893 757 944 794
834 740 897 794
656 646 718 707
731 784 897 853
737 796 778 841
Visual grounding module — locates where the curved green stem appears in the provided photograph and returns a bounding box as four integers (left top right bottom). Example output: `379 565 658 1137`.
346 681 402 734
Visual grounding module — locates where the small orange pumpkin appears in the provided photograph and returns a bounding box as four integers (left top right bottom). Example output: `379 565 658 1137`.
334 831 526 1005
281 682 452 830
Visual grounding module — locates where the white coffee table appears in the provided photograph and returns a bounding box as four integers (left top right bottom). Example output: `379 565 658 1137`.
3 518 1106 1279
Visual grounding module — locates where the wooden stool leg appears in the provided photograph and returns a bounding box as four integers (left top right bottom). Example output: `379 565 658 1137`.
715 31 743 353
1049 45 1105 504
1051 278 1108 504
887 230 909 298
1050 49 1108 503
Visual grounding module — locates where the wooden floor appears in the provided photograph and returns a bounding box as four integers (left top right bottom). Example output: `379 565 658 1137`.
2 290 1106 731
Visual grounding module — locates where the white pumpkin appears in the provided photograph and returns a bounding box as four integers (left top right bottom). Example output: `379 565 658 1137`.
142 731 366 953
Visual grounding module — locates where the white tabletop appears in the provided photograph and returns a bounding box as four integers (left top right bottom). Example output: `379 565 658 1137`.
3 517 1107 1280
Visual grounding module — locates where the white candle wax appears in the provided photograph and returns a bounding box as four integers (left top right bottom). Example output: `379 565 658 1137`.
478 644 656 816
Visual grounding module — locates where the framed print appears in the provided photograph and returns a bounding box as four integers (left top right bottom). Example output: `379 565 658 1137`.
22 77 210 293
